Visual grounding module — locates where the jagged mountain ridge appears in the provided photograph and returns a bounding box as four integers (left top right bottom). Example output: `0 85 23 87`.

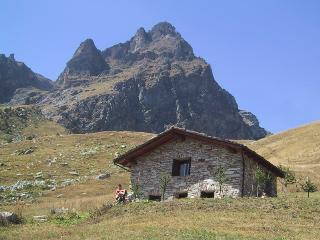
0 54 53 103
42 22 267 139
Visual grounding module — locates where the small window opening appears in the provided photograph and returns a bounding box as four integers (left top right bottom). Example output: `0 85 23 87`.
172 158 191 176
200 191 215 198
176 192 188 199
148 195 161 201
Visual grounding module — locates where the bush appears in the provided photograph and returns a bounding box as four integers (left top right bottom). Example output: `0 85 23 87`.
300 177 317 198
3 135 13 143
26 135 35 140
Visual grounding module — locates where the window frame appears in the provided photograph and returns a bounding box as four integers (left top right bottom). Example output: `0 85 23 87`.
172 158 191 177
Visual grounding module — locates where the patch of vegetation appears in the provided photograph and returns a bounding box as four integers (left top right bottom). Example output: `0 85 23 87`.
300 177 318 198
0 106 67 144
50 211 90 226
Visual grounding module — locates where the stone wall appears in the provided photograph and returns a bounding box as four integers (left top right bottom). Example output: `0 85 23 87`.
243 154 277 197
129 136 277 199
130 137 243 199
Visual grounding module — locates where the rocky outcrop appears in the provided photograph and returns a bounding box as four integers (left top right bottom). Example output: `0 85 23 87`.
40 22 267 140
0 54 53 103
56 39 109 88
239 110 269 139
102 22 194 68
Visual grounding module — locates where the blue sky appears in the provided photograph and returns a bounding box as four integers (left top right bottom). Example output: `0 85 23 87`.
1 0 319 133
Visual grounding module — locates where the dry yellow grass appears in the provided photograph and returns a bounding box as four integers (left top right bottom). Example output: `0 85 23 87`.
244 121 320 184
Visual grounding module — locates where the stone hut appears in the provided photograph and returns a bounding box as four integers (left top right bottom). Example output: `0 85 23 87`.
114 128 284 200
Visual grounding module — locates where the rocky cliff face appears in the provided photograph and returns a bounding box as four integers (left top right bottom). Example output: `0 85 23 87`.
56 39 109 89
41 22 267 139
0 54 53 103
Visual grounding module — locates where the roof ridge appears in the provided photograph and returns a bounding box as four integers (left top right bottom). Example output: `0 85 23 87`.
113 128 284 177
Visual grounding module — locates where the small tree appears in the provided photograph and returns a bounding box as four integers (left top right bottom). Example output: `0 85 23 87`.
130 183 141 200
255 167 267 197
215 165 227 194
300 177 317 198
278 165 296 194
159 173 171 201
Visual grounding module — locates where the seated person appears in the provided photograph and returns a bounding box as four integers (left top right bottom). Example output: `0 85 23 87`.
115 184 127 203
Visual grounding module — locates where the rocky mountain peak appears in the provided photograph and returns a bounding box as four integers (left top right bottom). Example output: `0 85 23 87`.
149 22 177 40
130 27 151 52
40 23 268 140
0 54 53 103
56 38 109 88
72 38 97 58
101 22 194 67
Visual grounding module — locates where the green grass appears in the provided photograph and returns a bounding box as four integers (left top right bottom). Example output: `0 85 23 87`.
49 212 90 226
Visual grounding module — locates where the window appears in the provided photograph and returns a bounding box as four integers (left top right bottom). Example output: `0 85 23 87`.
148 195 161 201
200 191 215 198
172 158 191 176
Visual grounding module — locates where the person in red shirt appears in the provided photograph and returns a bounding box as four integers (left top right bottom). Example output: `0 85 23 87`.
115 184 127 204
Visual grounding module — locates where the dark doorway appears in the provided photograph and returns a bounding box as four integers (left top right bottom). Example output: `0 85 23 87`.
148 195 161 201
176 192 188 199
200 191 215 198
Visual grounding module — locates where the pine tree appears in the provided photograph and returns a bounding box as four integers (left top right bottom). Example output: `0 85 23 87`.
301 177 317 198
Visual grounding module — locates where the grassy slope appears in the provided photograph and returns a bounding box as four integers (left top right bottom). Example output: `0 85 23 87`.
244 121 320 184
0 130 153 185
1 193 320 240
0 106 67 144
0 130 154 217
0 120 320 239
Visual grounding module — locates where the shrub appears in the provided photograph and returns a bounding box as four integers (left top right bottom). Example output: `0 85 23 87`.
254 167 272 197
215 165 227 194
130 183 141 200
278 165 296 194
300 177 317 198
159 173 171 201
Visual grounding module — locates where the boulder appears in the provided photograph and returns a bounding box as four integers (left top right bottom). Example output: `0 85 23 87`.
96 173 110 180
34 171 43 179
69 171 79 176
50 207 69 215
0 212 21 225
33 215 47 222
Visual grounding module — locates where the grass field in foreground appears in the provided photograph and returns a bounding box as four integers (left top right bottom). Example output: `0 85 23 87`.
0 192 319 240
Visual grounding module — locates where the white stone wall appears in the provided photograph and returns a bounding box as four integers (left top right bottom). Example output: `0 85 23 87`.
130 137 244 199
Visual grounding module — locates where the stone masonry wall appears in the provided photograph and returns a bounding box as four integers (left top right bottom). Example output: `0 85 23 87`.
243 154 277 197
130 137 244 199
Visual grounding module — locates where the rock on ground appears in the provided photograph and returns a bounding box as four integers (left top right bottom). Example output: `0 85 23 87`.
0 212 21 225
96 173 111 180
